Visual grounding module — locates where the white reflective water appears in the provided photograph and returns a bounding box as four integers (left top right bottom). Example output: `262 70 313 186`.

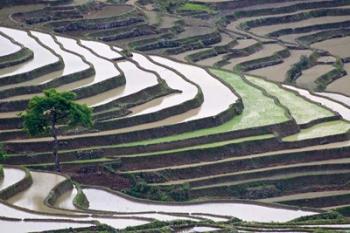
283 85 350 120
0 27 59 78
31 31 90 83
0 199 146 231
316 91 350 107
78 41 158 107
0 171 148 230
129 53 198 116
84 188 316 223
55 36 120 87
179 226 221 233
81 40 122 60
54 186 199 222
8 171 66 213
55 186 78 210
0 34 20 57
0 200 73 219
0 168 25 191
0 219 93 233
191 214 228 222
151 56 238 121
84 61 158 107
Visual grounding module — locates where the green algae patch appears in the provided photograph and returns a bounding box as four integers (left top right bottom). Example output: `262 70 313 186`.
113 69 289 147
178 3 213 13
246 75 334 125
283 120 350 141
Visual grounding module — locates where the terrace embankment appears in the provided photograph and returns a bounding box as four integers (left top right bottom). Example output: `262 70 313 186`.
2 2 350 230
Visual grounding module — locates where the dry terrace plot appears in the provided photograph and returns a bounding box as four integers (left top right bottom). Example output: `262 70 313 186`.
248 49 313 82
250 15 350 36
296 64 335 90
221 43 285 70
312 36 350 58
327 63 350 95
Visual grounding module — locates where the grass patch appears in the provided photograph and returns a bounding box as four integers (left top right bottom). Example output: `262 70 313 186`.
178 3 213 13
73 184 90 209
246 75 334 125
283 120 350 141
112 69 289 147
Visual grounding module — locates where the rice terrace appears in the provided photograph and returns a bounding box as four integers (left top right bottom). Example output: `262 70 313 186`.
2 0 350 232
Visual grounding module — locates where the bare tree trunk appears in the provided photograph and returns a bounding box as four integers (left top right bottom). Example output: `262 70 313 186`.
51 112 61 172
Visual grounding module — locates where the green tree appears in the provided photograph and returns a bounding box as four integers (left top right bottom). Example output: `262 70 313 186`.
21 89 92 172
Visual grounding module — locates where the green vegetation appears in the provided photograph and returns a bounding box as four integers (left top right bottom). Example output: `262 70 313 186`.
314 59 346 91
297 28 350 47
178 3 213 13
0 47 33 69
246 75 334 124
2 2 350 231
336 206 350 216
234 48 290 73
73 184 90 209
154 0 186 13
283 120 350 141
121 49 133 58
21 89 93 172
122 220 204 233
286 53 319 83
186 40 237 63
111 69 289 147
126 176 190 201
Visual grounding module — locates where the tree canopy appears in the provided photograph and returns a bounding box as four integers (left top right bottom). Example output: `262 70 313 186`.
22 89 92 136
21 89 93 171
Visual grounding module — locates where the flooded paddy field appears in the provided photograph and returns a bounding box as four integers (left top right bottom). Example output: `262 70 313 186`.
1 1 350 232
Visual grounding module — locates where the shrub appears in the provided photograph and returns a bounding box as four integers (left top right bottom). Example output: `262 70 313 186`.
336 206 350 216
154 0 186 13
73 183 90 209
335 57 344 70
286 53 318 83
124 220 195 231
126 176 189 201
169 183 190 201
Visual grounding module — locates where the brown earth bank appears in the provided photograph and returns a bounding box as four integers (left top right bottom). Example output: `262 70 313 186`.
65 166 132 191
2 0 350 214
